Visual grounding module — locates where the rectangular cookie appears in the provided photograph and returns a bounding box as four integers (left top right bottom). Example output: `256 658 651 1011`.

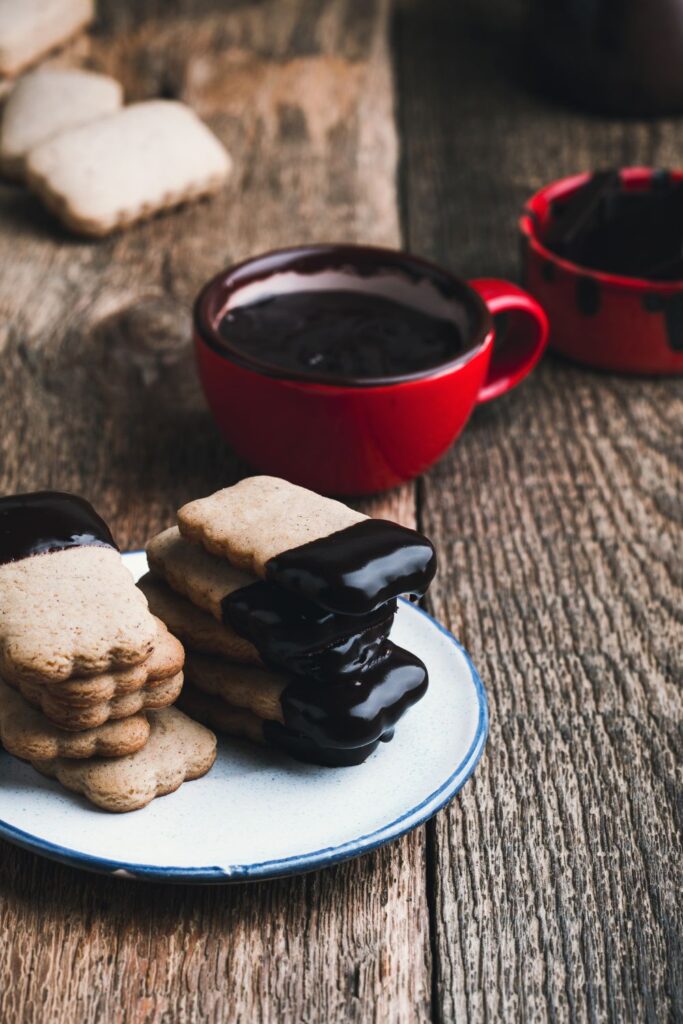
32 707 217 813
0 0 94 78
0 680 150 761
177 682 380 769
184 641 428 764
177 477 437 615
0 492 158 683
145 530 395 677
26 100 232 236
0 69 123 179
138 573 261 666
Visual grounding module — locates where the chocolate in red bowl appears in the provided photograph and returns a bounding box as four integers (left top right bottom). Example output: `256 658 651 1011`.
520 167 683 375
193 244 548 495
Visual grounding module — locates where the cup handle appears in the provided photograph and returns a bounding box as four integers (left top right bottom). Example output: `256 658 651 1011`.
469 278 549 404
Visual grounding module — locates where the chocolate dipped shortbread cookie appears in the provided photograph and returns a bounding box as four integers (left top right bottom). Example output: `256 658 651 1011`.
177 477 437 615
145 528 396 678
182 642 428 767
0 493 157 683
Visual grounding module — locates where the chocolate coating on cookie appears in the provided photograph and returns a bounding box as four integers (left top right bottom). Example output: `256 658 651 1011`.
222 581 396 678
276 642 428 757
264 519 437 615
263 723 383 767
0 491 116 565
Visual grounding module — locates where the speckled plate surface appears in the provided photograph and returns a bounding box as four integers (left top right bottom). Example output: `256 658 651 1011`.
0 552 488 883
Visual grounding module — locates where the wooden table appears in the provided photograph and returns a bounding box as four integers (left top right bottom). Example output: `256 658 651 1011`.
0 1 680 1020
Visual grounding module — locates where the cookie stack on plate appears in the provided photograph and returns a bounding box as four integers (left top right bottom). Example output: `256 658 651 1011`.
0 492 216 812
140 476 437 766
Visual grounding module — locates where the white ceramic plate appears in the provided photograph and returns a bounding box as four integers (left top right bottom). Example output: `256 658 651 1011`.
0 552 488 882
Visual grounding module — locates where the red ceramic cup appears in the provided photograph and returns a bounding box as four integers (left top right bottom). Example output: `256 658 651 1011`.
520 167 683 374
193 244 548 495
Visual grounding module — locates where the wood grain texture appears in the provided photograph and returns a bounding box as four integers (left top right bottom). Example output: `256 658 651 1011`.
0 3 432 1023
396 1 682 1021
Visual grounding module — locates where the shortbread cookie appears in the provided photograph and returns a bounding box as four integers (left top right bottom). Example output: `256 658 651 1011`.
178 682 381 768
1 616 184 704
145 531 395 676
0 680 149 760
27 100 231 236
1 69 123 179
138 573 260 665
32 706 216 812
12 670 184 731
178 684 265 746
177 477 437 614
184 642 428 760
147 527 253 622
0 0 94 78
0 492 157 683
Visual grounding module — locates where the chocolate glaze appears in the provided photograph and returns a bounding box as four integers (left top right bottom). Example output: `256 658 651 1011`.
265 519 437 616
196 244 489 389
218 290 468 383
0 491 116 566
264 641 428 766
222 581 396 679
262 724 382 767
544 172 683 281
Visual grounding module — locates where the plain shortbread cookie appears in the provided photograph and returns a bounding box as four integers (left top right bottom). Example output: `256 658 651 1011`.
0 679 150 760
26 100 232 236
32 706 217 812
0 69 123 179
0 0 94 78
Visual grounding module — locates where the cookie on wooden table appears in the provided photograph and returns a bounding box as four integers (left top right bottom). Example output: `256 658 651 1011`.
0 492 157 684
0 0 94 78
0 679 150 760
32 706 217 812
11 669 184 731
26 100 232 236
177 476 437 614
0 69 123 179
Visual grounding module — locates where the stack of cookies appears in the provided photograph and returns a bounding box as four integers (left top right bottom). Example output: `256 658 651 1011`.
141 476 437 767
0 492 216 812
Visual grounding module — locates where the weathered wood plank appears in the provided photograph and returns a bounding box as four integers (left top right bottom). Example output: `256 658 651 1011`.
0 3 432 1022
396 1 682 1021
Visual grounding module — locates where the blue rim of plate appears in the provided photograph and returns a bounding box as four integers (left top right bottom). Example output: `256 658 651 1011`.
0 567 488 883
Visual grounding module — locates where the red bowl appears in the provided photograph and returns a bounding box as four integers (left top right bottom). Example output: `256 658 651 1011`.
193 244 548 495
520 167 683 374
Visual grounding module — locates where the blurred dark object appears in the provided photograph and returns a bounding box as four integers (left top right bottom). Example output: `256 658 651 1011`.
527 0 683 116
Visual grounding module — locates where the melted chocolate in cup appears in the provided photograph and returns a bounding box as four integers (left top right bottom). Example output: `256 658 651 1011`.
219 290 466 381
544 171 683 281
210 244 480 388
268 641 428 767
0 491 116 566
264 519 437 616
222 581 396 679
